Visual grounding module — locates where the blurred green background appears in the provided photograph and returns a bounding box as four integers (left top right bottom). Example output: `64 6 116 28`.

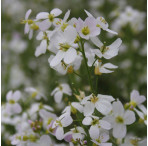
2 0 147 145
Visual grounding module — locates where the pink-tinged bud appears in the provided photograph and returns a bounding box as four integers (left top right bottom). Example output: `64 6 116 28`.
28 120 33 124
83 140 87 144
64 134 72 142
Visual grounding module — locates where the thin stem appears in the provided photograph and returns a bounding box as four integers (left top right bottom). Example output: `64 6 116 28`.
80 39 94 93
73 71 82 78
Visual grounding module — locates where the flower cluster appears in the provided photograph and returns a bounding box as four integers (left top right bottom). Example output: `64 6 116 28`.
2 8 147 146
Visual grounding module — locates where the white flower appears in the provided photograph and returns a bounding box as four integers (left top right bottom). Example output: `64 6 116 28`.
25 87 47 101
81 93 114 116
5 90 22 115
35 30 55 57
91 37 122 59
64 126 86 142
52 113 73 140
51 83 72 103
104 100 135 138
129 90 146 108
50 25 78 66
28 135 53 146
39 109 57 129
62 102 83 115
48 54 82 75
82 115 111 139
85 9 117 35
135 105 147 125
94 60 118 75
22 9 39 39
91 130 112 146
54 10 71 31
36 8 62 31
76 17 100 40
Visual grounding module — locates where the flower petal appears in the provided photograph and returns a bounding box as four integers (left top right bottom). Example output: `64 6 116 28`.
50 50 65 67
54 91 63 103
113 124 126 138
82 116 92 125
89 125 100 139
83 102 95 116
36 12 49 20
56 127 64 140
124 110 135 125
64 48 77 64
50 8 62 17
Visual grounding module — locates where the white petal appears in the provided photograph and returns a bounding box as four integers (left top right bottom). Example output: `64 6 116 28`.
25 9 32 20
106 28 118 35
112 100 124 116
89 125 100 139
92 49 102 58
108 38 122 50
50 8 62 17
124 110 135 125
36 31 44 40
98 94 115 102
29 29 33 40
13 91 21 101
138 105 147 114
90 37 103 48
99 120 111 130
61 115 73 127
84 10 93 17
54 91 63 103
83 102 95 116
71 102 83 113
113 124 126 138
24 23 30 34
50 50 65 67
64 48 77 64
102 63 118 69
82 116 92 125
36 12 49 20
38 19 51 31
63 10 71 21
6 91 13 101
56 127 64 140
95 100 112 115
100 66 114 73
62 84 72 95
64 26 77 43
39 135 52 145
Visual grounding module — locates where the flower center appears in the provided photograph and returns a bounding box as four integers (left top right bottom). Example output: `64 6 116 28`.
31 92 37 98
48 14 54 22
9 99 15 104
116 116 124 123
130 138 139 146
81 26 90 35
90 94 99 104
100 46 109 54
91 119 99 125
130 101 137 108
30 23 39 30
59 43 71 51
100 17 107 24
61 23 69 31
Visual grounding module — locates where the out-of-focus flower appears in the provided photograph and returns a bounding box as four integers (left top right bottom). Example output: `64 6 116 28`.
51 83 72 103
5 90 22 115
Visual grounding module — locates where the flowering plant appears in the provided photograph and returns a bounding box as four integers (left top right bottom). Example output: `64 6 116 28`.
2 8 146 146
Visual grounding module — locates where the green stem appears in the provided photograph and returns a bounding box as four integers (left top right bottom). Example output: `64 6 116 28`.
80 40 94 93
73 71 82 78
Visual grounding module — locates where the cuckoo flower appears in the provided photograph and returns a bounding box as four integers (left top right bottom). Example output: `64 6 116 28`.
5 90 22 115
91 37 122 59
52 113 73 140
82 115 111 139
36 8 62 31
104 100 135 138
51 83 72 103
81 93 115 116
85 10 117 35
94 60 118 75
50 26 78 67
76 17 100 40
